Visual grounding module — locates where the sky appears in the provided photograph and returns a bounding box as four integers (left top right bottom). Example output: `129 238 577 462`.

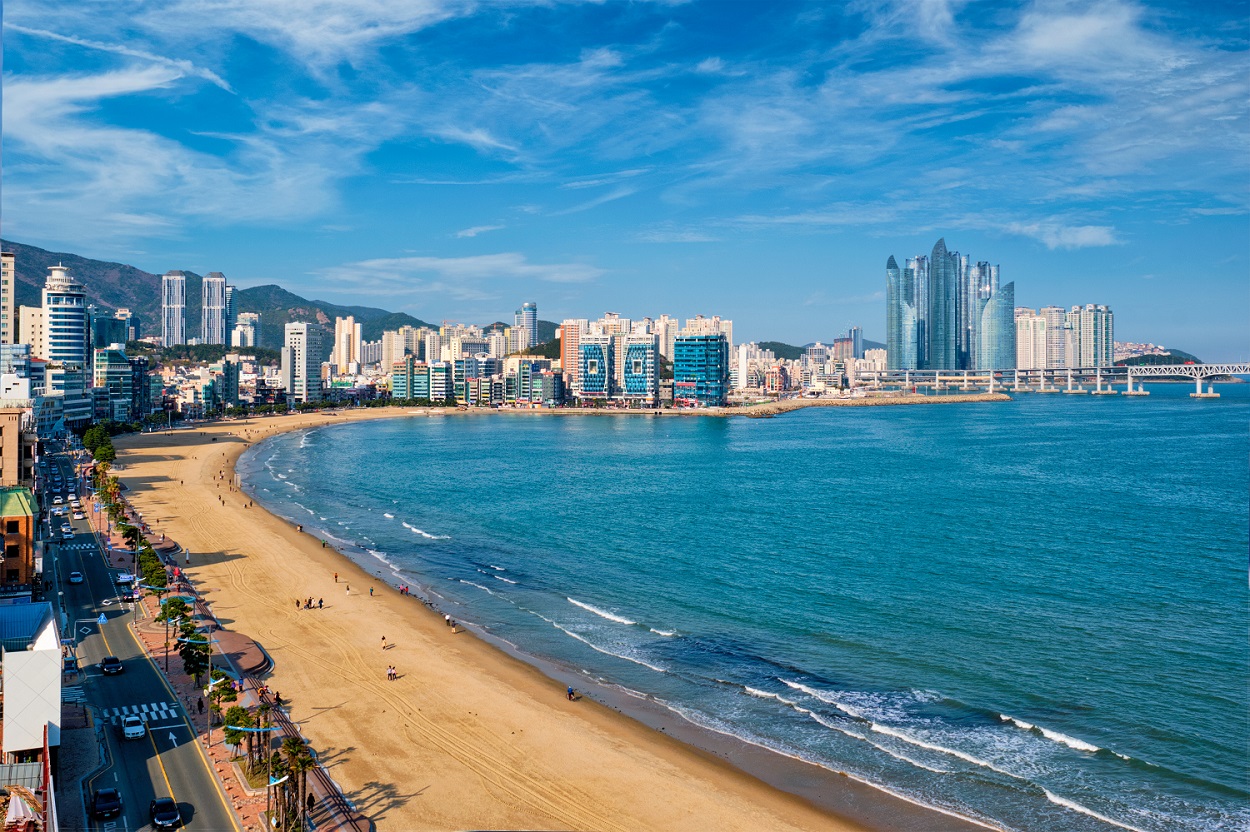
2 0 1247 356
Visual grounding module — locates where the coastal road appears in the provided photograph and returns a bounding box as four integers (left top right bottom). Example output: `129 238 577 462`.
51 452 241 832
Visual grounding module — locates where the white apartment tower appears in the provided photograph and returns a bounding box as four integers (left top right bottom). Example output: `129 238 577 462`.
41 265 89 370
283 322 324 403
1014 309 1048 371
201 272 228 344
0 251 14 345
331 316 362 372
161 271 187 347
231 312 261 348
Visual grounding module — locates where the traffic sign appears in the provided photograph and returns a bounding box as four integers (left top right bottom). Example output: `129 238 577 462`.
96 613 107 623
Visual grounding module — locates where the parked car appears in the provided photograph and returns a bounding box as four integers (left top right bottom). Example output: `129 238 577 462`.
98 656 124 675
149 797 182 829
91 788 123 819
68 571 84 584
121 714 145 740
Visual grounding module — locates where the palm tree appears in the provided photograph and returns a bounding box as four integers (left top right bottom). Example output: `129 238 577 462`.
280 737 308 831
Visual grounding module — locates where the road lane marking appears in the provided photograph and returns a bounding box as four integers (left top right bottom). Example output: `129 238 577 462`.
146 727 178 803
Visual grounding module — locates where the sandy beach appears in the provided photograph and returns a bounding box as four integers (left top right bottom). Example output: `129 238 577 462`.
114 410 984 832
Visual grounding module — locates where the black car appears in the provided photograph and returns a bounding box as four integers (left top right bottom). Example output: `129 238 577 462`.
91 788 123 819
98 656 124 675
150 797 182 828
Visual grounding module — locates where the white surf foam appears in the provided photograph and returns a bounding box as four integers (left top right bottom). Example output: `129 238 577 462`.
743 686 798 706
870 725 1019 780
1000 714 1103 753
649 628 677 637
489 565 505 571
459 579 497 596
494 575 517 584
401 521 449 540
568 597 636 626
780 679 870 720
383 513 394 519
1044 790 1150 832
532 612 665 673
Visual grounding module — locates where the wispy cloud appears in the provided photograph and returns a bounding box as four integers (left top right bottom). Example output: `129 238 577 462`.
319 253 606 289
7 23 234 91
455 225 505 238
551 186 638 216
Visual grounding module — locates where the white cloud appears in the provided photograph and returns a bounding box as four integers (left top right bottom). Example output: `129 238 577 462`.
319 253 606 289
455 225 505 238
1003 222 1121 250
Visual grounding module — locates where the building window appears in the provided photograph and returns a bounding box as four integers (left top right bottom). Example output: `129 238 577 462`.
5 520 17 534
587 359 599 375
632 359 643 375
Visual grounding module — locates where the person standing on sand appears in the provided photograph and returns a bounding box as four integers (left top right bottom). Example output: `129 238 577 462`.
369 586 374 597
318 598 323 609
345 584 350 595
444 613 451 626
381 635 387 650
567 685 575 701
334 572 338 583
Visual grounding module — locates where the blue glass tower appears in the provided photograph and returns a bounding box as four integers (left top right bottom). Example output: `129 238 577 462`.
673 333 728 407
578 336 614 399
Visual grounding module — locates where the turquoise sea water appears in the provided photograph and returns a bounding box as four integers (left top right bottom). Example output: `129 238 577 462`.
238 385 1249 831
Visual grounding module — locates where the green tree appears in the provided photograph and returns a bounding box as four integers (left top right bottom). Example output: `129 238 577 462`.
177 621 211 686
222 705 252 756
94 441 117 463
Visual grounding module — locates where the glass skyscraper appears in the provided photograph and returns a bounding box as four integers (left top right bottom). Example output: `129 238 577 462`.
886 239 1015 370
673 333 728 407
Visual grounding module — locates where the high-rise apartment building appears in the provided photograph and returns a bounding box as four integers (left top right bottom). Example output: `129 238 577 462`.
654 315 679 360
224 285 237 334
559 319 589 396
17 307 44 357
41 265 89 372
1014 309 1048 370
886 239 1014 370
1039 306 1068 369
231 312 260 348
673 333 729 407
282 322 324 403
621 333 659 405
380 329 407 369
514 302 538 348
331 316 362 371
161 271 187 347
201 272 228 344
683 315 733 354
1066 304 1114 368
0 252 14 345
577 333 615 400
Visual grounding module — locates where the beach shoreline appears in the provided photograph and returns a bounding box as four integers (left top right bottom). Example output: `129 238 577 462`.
115 410 989 832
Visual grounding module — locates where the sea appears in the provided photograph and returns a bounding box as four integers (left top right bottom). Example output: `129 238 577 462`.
237 383 1249 832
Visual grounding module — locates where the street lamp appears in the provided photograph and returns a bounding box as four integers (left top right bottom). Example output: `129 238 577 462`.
205 675 227 747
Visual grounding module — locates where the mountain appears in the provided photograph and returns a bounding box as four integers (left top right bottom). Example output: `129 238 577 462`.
3 239 436 355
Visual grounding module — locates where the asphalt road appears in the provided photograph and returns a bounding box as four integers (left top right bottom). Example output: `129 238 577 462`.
48 451 241 832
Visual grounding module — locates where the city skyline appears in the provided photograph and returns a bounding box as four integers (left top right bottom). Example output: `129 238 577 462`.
3 1 1246 358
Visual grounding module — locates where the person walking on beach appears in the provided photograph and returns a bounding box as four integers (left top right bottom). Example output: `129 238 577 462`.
381 635 387 650
444 613 451 627
334 572 338 583
318 598 323 609
369 586 374 597
345 584 350 595
567 685 575 701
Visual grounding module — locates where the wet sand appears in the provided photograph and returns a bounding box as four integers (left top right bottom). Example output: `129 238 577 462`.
115 411 986 831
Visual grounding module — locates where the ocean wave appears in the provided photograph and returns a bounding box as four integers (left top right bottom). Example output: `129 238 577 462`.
649 628 677 637
401 521 450 540
276 473 287 479
489 565 505 570
1044 790 1150 832
780 679 870 720
870 725 1019 780
383 513 394 519
1000 714 1110 755
459 579 497 596
494 575 518 584
657 701 1000 831
743 686 798 706
531 611 666 673
568 597 636 626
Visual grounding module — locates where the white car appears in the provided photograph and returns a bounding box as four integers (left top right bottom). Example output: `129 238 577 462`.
68 571 84 584
52 496 63 505
73 512 85 520
61 523 74 535
121 715 146 740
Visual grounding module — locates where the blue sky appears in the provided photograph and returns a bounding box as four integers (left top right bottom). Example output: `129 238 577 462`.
3 0 1247 356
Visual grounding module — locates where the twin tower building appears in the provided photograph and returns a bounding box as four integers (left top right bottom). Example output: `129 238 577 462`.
886 238 1015 372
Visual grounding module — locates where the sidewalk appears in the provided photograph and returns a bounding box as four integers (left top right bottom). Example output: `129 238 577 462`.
117 505 369 832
